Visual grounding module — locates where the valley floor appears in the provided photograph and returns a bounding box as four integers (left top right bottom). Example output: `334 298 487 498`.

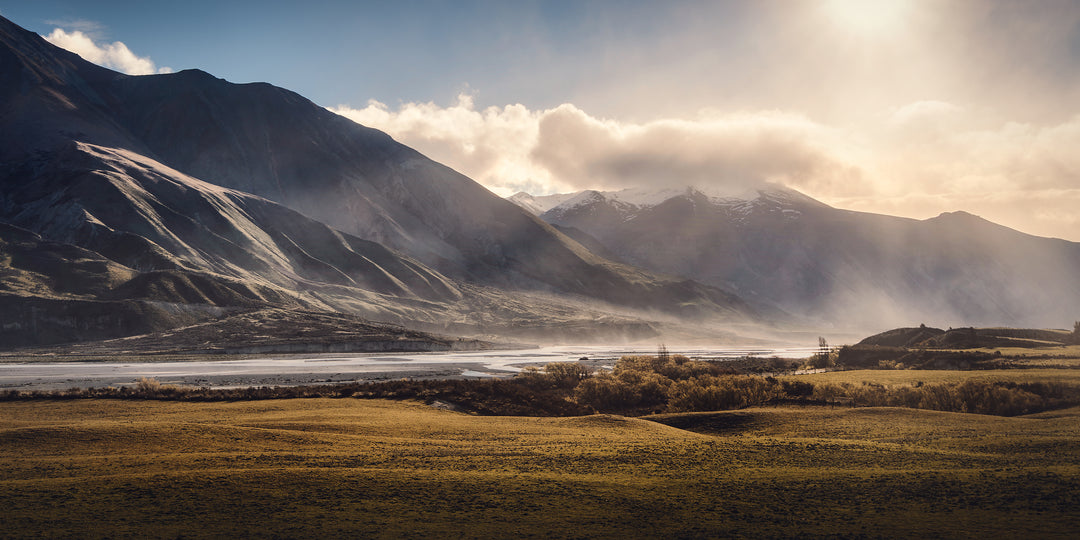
2 398 1078 538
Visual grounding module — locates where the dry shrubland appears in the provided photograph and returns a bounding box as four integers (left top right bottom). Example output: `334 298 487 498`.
7 354 1080 418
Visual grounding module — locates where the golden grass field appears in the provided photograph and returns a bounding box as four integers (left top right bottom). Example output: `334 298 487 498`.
788 367 1080 385
2 396 1079 538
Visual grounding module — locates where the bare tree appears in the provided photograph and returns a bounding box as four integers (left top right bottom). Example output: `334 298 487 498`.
808 337 833 369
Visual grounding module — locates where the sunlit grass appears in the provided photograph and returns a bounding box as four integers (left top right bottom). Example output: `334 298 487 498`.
2 398 1079 537
946 344 1080 357
788 368 1080 385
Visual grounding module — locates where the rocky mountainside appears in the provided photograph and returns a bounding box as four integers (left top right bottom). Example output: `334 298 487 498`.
17 29 750 315
517 185 1080 328
0 15 761 347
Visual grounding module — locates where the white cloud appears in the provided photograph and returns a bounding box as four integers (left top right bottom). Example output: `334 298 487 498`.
889 100 964 127
332 96 1080 241
44 28 172 75
331 98 865 198
531 105 865 197
332 96 556 195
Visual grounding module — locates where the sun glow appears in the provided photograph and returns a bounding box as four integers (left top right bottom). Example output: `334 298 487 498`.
823 0 912 35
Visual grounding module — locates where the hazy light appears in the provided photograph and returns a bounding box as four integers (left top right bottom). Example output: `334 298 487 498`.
823 0 912 35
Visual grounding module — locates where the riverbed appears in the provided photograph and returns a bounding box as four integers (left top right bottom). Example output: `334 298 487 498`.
0 345 817 391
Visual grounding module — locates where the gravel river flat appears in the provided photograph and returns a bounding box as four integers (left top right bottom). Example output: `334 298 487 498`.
0 345 817 391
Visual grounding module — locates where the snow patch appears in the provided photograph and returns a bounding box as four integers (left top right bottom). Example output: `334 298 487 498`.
506 191 582 215
531 182 824 219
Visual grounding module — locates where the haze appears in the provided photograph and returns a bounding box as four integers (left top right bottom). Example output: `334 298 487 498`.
5 0 1080 242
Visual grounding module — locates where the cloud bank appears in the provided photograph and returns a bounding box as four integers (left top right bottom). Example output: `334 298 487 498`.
332 97 1080 241
331 99 862 198
44 28 171 75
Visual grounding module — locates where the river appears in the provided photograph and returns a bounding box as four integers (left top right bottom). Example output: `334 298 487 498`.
0 344 818 391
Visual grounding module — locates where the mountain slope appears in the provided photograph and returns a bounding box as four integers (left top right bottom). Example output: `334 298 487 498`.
4 141 462 302
105 70 744 313
0 14 758 325
0 142 668 346
532 186 1080 328
0 221 290 347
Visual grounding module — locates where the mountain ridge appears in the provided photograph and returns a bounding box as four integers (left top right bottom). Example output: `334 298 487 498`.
0 14 765 347
507 184 1080 328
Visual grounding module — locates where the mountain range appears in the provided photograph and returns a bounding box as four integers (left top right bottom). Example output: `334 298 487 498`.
2 13 1076 352
0 15 756 349
509 185 1080 328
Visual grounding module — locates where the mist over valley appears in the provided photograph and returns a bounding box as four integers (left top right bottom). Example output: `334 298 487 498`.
2 13 1077 356
3 6 1080 537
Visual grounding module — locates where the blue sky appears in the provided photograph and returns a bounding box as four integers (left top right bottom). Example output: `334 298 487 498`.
4 1 1080 240
2 0 718 114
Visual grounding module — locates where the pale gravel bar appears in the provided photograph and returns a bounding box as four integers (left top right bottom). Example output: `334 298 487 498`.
0 345 816 391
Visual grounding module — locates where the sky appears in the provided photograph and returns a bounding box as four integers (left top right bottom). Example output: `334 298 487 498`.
3 0 1080 240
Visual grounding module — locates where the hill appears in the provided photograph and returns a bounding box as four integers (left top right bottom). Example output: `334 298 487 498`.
856 325 1075 349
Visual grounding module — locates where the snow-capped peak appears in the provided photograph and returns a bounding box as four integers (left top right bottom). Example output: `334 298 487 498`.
506 191 582 215
509 182 825 216
603 186 692 207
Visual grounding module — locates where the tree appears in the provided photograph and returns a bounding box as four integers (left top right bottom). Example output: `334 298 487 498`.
808 337 834 369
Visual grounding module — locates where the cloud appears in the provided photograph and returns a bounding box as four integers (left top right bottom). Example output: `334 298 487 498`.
890 100 963 127
834 188 1080 241
332 96 554 195
44 28 172 75
332 95 1080 241
331 98 864 198
43 19 106 36
531 105 864 196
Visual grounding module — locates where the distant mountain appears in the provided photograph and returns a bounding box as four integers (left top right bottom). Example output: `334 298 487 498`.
0 15 761 347
512 185 1080 328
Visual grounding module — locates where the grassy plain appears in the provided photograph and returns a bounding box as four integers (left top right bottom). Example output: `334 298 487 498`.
2 397 1079 538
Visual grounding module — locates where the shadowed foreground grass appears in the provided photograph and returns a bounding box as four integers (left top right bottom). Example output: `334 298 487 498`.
2 398 1079 538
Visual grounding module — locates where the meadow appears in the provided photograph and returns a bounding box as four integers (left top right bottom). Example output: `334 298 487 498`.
2 395 1079 538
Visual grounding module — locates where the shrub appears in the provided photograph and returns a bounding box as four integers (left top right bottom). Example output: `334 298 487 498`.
781 379 814 398
543 362 593 388
667 375 780 412
8 353 1080 418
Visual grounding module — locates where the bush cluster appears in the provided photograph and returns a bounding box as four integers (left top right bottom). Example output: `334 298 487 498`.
812 380 1078 416
574 355 793 414
835 345 999 370
569 355 1080 417
4 355 1079 418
